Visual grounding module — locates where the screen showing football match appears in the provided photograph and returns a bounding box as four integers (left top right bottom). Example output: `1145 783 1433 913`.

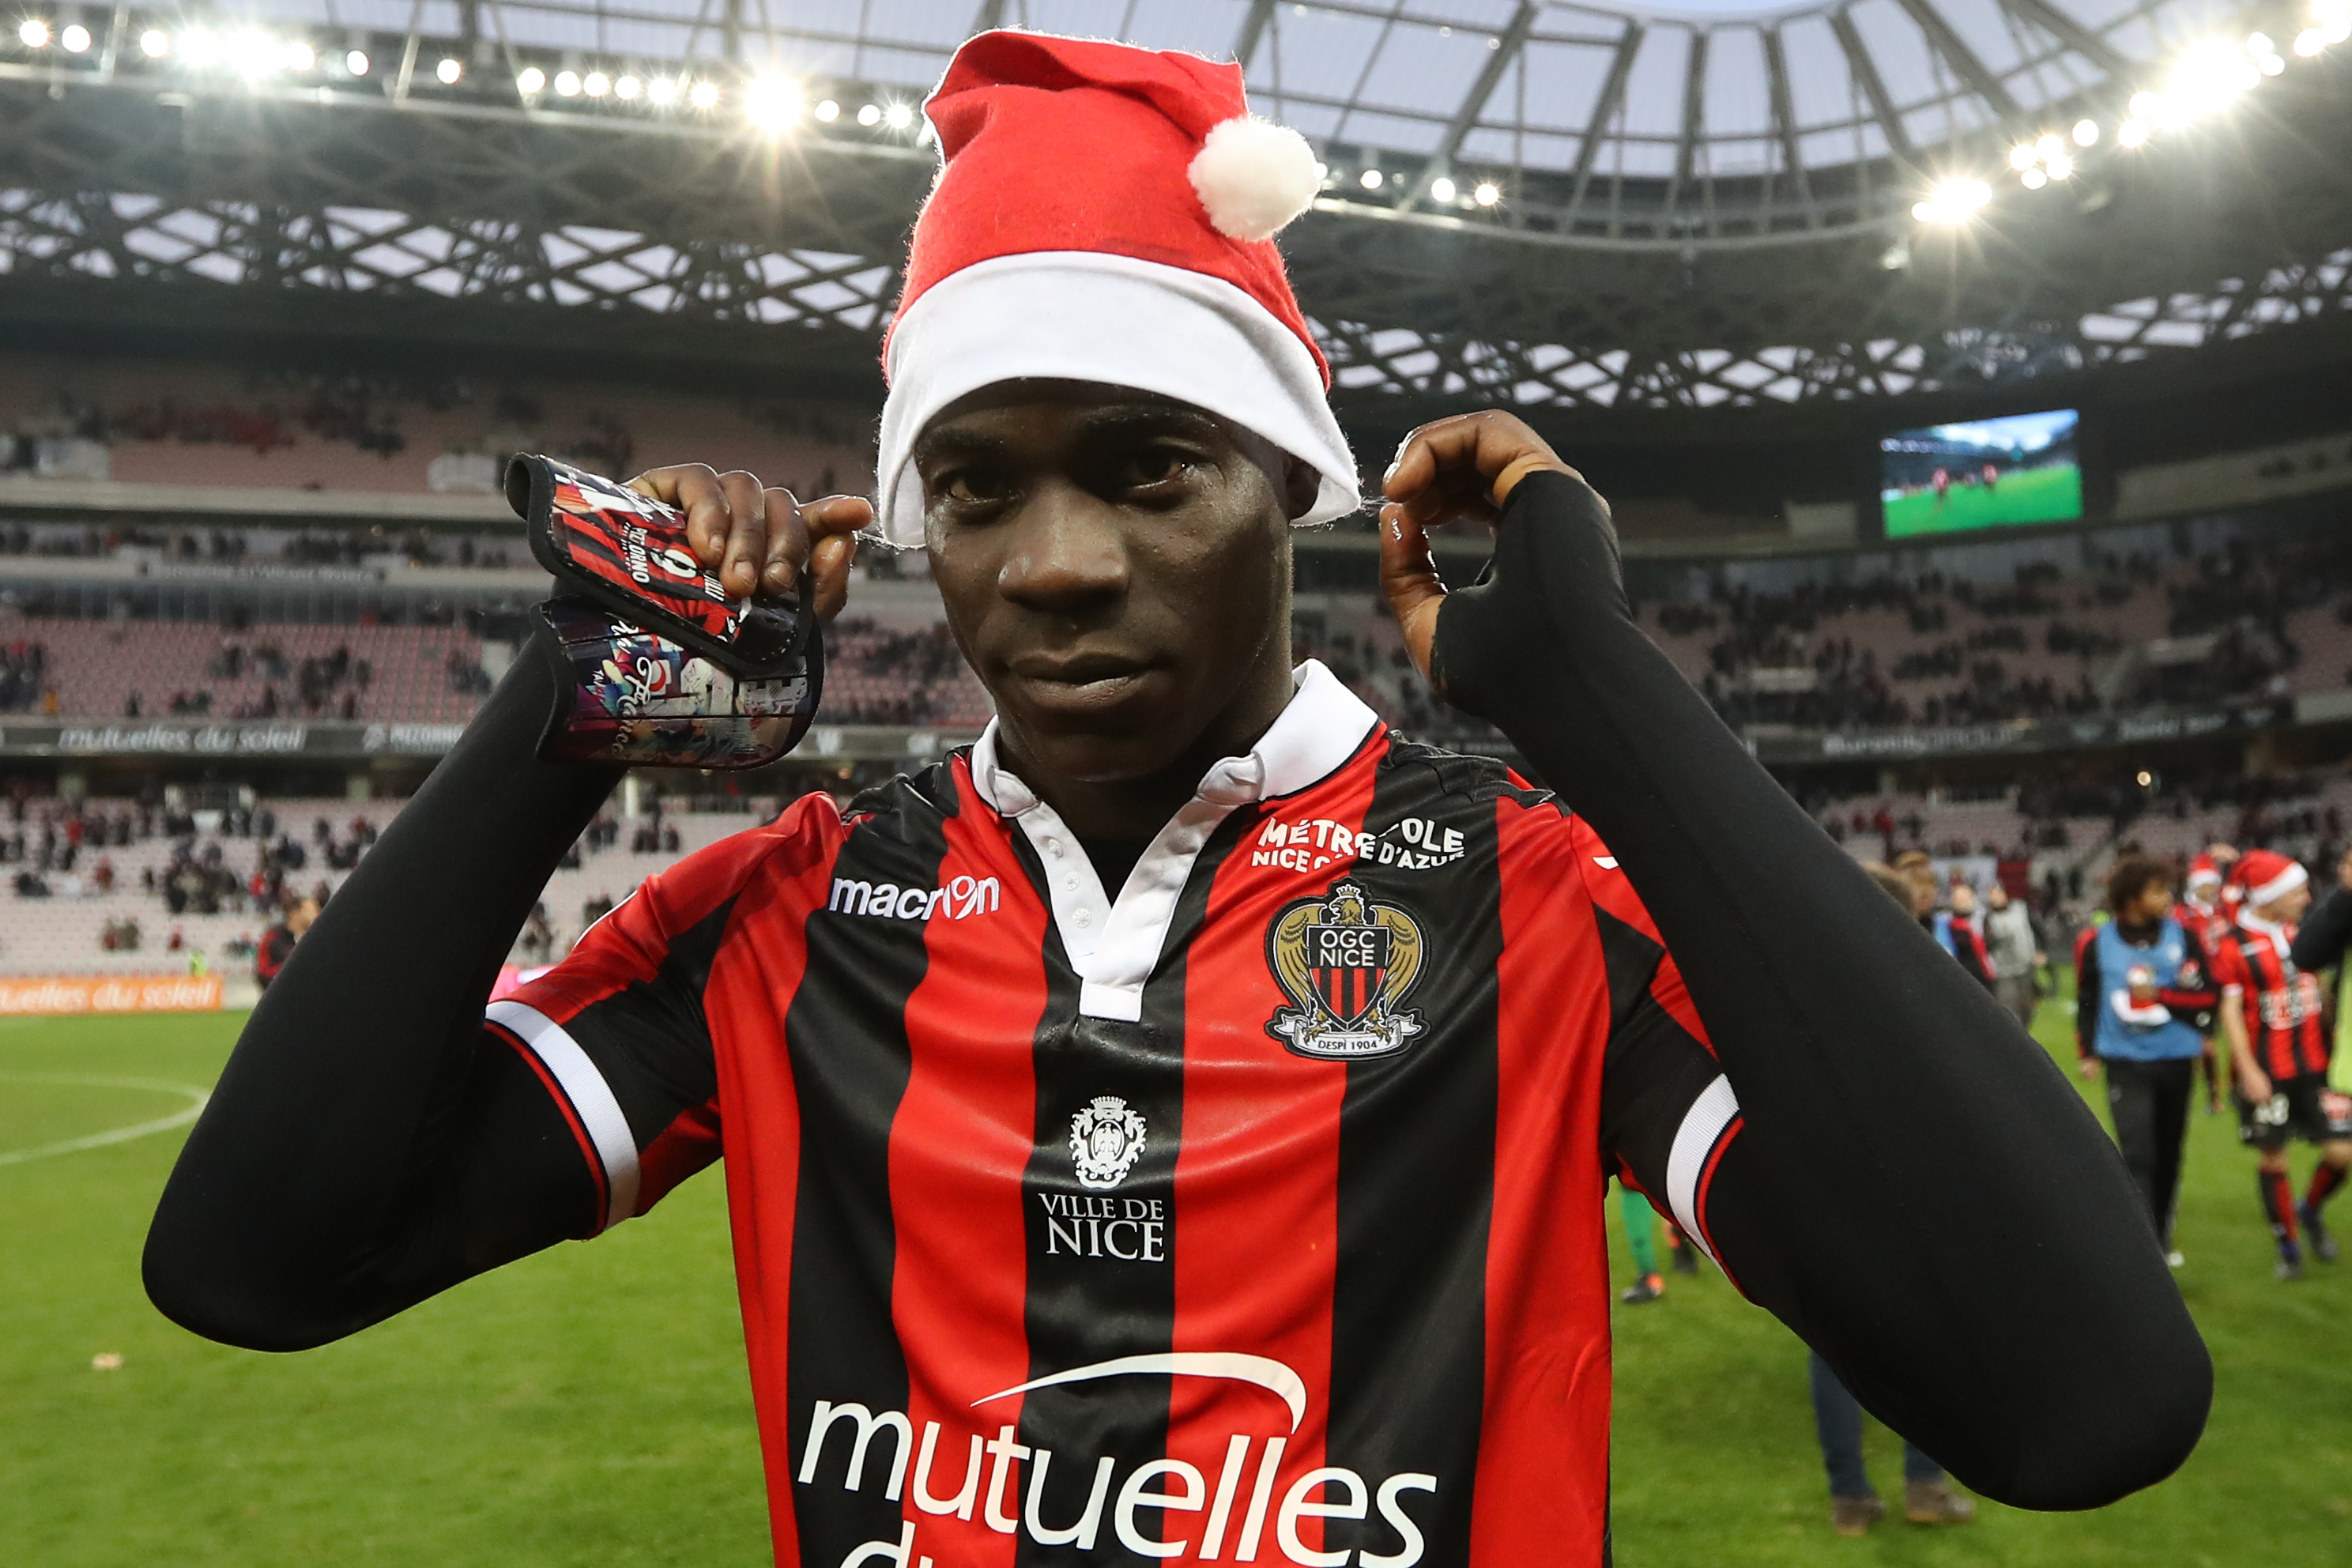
1879 408 2082 537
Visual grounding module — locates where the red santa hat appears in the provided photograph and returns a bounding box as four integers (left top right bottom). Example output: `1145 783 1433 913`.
2185 853 2222 892
2231 848 2307 910
873 30 1359 547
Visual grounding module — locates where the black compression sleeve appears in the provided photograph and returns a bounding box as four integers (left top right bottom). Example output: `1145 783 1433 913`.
2290 887 2352 973
1431 472 2208 1510
144 631 622 1351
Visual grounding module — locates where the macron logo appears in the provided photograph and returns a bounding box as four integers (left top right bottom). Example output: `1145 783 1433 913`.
829 873 1001 922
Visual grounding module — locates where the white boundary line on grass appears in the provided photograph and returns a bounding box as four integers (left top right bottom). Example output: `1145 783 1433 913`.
0 1073 210 1167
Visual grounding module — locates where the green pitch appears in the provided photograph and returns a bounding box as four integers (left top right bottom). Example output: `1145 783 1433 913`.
3 1000 2348 1566
1883 463 2083 537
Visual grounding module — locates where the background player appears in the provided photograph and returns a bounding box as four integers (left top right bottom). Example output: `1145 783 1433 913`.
2075 855 2213 1263
2211 850 2352 1279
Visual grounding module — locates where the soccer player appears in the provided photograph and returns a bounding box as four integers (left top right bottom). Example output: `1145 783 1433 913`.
251 895 318 993
2074 856 2214 1261
141 32 2207 1566
2179 850 2233 1113
1615 1182 1667 1305
2212 850 2352 1280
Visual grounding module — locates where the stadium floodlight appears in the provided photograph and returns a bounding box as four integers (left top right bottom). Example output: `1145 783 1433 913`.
1360 168 1384 190
615 74 642 100
2259 51 2286 74
178 26 216 65
583 71 609 96
2034 133 2063 160
2045 153 2073 180
138 27 167 57
59 22 88 51
516 66 545 95
2117 118 2150 147
285 40 316 71
743 77 800 132
2248 32 2275 55
2072 119 2099 147
345 49 368 76
2295 28 2325 55
813 98 839 121
646 75 675 104
1910 177 1992 224
436 58 462 85
2008 144 2037 171
1472 181 1500 206
2168 39 2262 118
884 102 914 130
2128 90 2162 118
552 70 580 97
856 102 881 126
688 79 719 109
17 20 48 50
2021 168 2048 190
1429 175 1457 203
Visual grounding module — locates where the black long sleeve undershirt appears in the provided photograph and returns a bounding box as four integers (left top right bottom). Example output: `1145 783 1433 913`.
143 635 619 1349
147 475 2207 1513
1432 471 2207 1510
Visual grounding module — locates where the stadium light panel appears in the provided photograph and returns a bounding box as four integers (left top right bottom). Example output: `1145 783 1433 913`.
2045 153 2073 180
1429 175 1457 203
2021 168 2047 190
138 28 167 57
856 102 881 126
814 98 839 121
1911 177 1992 224
2295 28 2324 55
2247 32 2275 55
345 49 368 76
60 22 87 51
2072 119 2099 147
616 74 642 100
17 20 48 50
688 79 718 109
2008 144 2036 171
2259 51 2286 74
647 75 675 104
744 77 800 132
553 70 580 97
1360 168 1384 190
2118 118 2149 147
179 27 215 65
1473 182 1500 206
437 58 462 85
584 71 609 97
884 102 913 130
2128 90 2161 118
285 40 315 71
2034 133 2063 160
516 66 546 95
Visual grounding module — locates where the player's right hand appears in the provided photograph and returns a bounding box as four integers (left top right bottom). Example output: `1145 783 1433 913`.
2077 1057 2099 1082
2241 1067 2271 1105
624 465 867 622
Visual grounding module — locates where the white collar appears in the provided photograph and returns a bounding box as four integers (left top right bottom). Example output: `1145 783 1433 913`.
966 660 1381 1022
967 659 1379 818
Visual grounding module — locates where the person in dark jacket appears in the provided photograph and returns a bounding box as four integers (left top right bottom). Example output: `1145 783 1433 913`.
252 895 318 991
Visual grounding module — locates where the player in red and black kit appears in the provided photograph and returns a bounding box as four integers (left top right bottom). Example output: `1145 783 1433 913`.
251 895 318 992
140 32 2207 1566
2211 850 2352 1279
2177 851 2233 1113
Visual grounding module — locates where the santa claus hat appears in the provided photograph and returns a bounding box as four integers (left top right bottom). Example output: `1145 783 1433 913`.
2186 854 2222 891
873 30 1360 548
2232 848 2307 910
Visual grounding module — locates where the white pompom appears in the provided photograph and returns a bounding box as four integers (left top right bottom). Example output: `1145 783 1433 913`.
1188 115 1320 242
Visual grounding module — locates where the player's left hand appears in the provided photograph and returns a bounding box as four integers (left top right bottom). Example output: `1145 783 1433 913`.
1376 411 1585 685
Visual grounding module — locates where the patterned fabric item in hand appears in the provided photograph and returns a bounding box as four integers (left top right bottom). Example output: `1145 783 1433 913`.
535 596 821 770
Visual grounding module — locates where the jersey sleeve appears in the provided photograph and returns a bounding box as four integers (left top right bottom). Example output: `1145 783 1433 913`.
486 794 840 1234
1573 817 1744 1280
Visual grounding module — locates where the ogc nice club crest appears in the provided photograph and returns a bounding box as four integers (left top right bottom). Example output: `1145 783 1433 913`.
1265 883 1427 1059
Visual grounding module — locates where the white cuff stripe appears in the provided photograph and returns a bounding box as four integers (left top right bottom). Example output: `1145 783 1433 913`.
1664 1073 1740 1265
488 999 640 1233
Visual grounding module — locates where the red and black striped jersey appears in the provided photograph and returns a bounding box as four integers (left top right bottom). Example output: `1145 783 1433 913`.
2212 915 2329 1081
488 663 1738 1568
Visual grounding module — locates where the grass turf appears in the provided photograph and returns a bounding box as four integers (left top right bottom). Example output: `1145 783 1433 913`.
3 997 2349 1565
1883 465 2083 537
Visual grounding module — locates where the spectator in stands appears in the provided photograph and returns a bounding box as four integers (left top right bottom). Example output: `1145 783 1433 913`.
254 896 319 991
1982 881 2048 1029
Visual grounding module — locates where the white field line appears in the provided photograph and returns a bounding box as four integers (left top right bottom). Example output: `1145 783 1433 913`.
0 1073 210 1167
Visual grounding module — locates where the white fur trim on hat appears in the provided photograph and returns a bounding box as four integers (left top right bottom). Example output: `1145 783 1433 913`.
875 251 1360 548
2250 860 2308 908
1189 116 1320 243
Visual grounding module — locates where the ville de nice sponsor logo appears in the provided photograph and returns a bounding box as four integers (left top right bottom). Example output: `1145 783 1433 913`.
1249 816 1464 874
1045 1096 1164 1262
799 1354 1438 1568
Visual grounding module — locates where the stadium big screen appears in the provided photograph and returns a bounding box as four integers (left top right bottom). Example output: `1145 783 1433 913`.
1879 408 2082 537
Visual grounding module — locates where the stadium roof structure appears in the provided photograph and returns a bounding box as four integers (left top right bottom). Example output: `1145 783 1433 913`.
0 0 2348 426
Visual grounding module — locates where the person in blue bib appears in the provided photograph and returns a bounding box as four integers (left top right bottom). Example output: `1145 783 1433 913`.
2076 855 2219 1261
